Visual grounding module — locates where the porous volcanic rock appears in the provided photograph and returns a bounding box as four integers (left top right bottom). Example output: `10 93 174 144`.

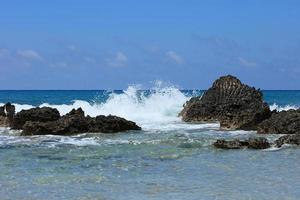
214 137 270 150
180 75 271 130
12 107 60 129
22 108 141 136
0 103 15 127
257 109 300 134
274 134 300 148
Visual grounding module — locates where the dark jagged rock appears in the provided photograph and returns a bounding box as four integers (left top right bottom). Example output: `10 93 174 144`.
180 75 271 130
12 107 60 129
274 134 300 147
88 115 142 133
214 139 244 149
22 108 89 135
213 137 270 150
66 107 85 117
246 137 271 149
0 103 15 127
22 108 141 136
257 109 300 134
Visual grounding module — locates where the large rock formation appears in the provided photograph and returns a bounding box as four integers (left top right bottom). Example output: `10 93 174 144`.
180 75 271 130
0 103 15 127
214 137 270 150
11 107 61 129
257 109 300 134
21 108 141 136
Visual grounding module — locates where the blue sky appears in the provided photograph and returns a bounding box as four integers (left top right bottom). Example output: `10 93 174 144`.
0 0 299 89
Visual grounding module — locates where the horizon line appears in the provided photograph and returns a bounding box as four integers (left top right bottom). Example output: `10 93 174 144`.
0 89 300 91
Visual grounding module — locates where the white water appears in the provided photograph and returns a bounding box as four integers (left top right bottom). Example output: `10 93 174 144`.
1 87 298 133
270 103 299 111
1 85 197 130
0 87 298 148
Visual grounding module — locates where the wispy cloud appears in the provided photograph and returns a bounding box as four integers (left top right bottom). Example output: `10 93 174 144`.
17 50 42 60
67 45 80 52
166 51 184 64
107 51 128 67
238 57 257 67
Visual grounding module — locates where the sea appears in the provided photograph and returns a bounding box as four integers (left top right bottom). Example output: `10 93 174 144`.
0 85 300 200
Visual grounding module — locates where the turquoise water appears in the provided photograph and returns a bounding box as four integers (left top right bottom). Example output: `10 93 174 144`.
0 88 300 200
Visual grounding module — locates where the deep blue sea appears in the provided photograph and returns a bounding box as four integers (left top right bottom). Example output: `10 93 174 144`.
0 87 300 200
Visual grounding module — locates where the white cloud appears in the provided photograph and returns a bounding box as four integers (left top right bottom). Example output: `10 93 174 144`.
67 45 80 52
107 51 128 67
238 57 257 67
166 51 184 64
17 50 42 60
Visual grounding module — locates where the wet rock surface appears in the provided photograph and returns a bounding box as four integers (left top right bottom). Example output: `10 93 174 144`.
180 75 271 130
214 137 271 150
21 108 141 136
12 107 61 129
0 103 15 127
257 109 300 134
274 134 300 148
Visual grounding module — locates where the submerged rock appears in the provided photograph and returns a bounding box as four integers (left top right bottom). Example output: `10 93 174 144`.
257 109 300 134
12 107 60 129
214 137 270 150
0 103 15 127
179 75 271 130
21 108 141 136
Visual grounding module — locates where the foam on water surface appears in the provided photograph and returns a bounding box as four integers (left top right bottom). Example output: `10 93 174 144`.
0 87 299 150
3 84 192 130
270 103 299 111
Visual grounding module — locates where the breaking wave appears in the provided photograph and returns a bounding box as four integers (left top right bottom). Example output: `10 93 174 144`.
1 86 298 132
269 103 299 111
1 84 192 130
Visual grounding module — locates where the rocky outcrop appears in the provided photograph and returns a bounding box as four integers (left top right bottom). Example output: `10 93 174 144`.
11 107 60 129
0 103 15 127
257 109 300 134
214 139 244 149
274 134 300 147
21 108 141 136
180 75 271 130
214 137 270 149
87 115 142 133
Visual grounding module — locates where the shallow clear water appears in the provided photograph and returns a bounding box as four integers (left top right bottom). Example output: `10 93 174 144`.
0 87 299 200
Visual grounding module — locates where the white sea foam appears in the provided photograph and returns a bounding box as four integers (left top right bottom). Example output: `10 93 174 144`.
270 103 299 111
3 84 193 130
1 86 298 134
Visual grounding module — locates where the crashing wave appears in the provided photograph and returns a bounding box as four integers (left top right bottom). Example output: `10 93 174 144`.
1 83 192 130
269 103 299 111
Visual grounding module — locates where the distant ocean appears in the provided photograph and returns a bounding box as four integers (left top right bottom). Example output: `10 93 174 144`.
0 87 300 200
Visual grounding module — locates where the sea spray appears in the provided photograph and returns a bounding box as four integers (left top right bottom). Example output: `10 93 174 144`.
1 88 298 130
269 103 299 111
2 84 191 129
